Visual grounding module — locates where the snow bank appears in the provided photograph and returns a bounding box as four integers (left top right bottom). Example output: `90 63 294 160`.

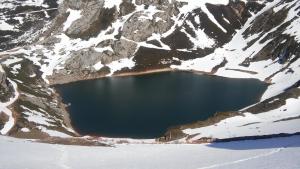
106 57 135 76
0 135 299 169
0 21 15 31
63 9 82 31
184 96 300 140
104 0 122 10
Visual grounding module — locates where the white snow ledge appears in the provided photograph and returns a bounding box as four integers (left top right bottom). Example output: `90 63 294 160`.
63 9 82 31
0 79 19 135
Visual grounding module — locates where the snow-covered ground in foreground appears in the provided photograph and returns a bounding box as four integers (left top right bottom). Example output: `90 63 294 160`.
0 135 299 169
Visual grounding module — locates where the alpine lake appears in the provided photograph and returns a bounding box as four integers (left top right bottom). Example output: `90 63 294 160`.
55 72 268 139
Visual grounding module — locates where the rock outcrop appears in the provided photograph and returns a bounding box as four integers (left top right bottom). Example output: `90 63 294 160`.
0 65 6 88
0 65 14 102
39 0 186 77
0 0 59 52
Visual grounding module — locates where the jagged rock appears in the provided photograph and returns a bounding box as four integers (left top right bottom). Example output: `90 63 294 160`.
135 0 170 7
0 65 14 102
65 39 137 70
63 0 118 39
243 7 289 38
65 49 104 70
111 39 138 62
120 0 136 16
122 9 175 42
122 0 182 42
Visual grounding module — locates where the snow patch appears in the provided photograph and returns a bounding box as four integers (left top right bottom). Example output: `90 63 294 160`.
63 9 82 31
21 128 30 132
184 97 300 140
0 21 15 31
93 61 104 71
0 79 19 135
103 0 122 10
106 57 135 76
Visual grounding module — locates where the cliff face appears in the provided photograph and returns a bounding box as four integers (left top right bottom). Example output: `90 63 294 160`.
31 0 266 82
1 0 299 84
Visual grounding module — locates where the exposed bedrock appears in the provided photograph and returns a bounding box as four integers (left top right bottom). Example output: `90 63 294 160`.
0 65 14 102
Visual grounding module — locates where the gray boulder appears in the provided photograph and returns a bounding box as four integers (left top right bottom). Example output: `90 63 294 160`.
65 39 137 70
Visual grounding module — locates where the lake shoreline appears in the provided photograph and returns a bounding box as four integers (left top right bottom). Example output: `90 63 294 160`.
49 68 178 86
55 71 268 140
49 67 269 86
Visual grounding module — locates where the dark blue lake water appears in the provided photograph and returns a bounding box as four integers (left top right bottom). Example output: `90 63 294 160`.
56 72 268 139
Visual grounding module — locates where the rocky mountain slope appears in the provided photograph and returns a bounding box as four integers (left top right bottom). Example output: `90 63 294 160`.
0 0 59 51
0 0 299 142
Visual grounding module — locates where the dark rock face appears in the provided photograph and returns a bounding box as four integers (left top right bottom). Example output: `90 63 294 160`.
0 65 14 102
162 0 263 50
243 7 289 38
0 69 7 89
240 0 300 67
135 0 171 6
66 7 117 39
162 29 194 50
120 0 136 16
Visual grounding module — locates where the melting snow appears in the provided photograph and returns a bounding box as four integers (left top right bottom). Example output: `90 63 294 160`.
93 61 104 71
0 80 19 135
103 0 122 10
184 96 300 140
106 57 135 76
63 9 82 31
20 128 30 132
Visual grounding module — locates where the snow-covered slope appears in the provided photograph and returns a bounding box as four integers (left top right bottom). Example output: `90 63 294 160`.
172 0 300 99
0 0 299 142
0 135 299 169
0 0 59 51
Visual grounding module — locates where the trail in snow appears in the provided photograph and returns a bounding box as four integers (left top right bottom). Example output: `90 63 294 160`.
52 145 71 169
197 148 284 169
0 135 299 169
